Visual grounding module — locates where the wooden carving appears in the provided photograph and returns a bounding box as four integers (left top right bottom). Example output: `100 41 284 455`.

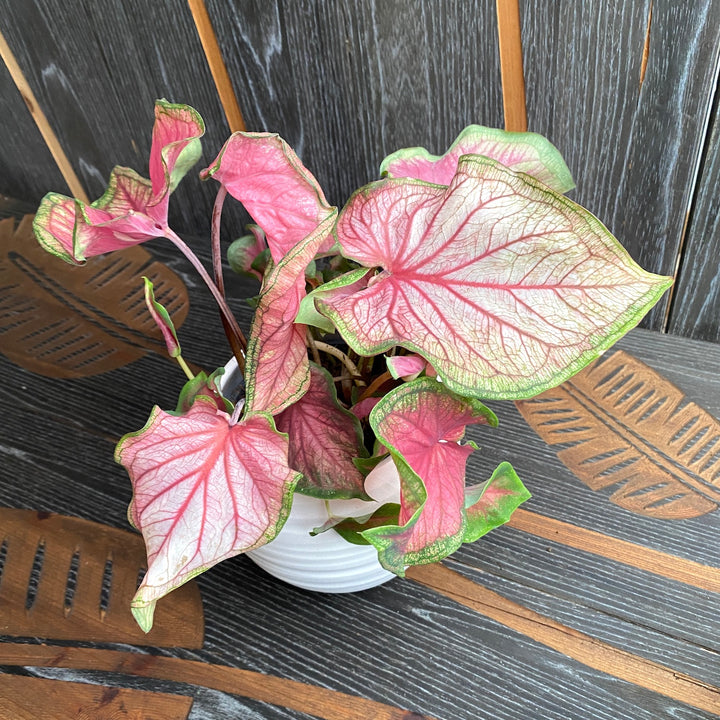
515 350 720 519
0 509 204 647
0 215 189 378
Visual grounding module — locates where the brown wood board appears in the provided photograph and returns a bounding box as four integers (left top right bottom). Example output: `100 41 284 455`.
0 509 204 648
0 674 193 720
0 216 189 378
0 643 434 720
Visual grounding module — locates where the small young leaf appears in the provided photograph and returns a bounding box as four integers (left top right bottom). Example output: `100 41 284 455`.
228 225 267 280
320 156 673 401
116 397 301 631
201 132 336 261
174 368 233 414
143 276 180 357
313 503 401 545
463 462 530 542
276 364 369 499
386 354 427 380
362 378 497 574
380 124 575 193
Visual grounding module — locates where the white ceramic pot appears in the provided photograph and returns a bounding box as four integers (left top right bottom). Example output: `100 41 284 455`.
221 357 398 593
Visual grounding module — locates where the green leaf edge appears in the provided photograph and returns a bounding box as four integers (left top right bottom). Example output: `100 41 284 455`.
379 124 576 194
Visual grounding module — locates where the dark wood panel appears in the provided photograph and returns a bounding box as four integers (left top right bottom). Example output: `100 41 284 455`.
668 93 720 340
0 60 69 201
0 0 245 235
520 0 720 331
206 0 504 208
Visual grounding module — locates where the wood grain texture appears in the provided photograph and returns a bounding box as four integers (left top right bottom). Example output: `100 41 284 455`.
0 644 433 720
668 92 720 340
515 350 720 519
407 563 720 716
519 0 720 331
0 674 193 720
0 64 69 203
205 0 504 208
0 0 245 235
496 0 527 131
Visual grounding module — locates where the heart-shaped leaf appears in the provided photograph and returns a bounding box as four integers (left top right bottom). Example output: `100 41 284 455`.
380 124 575 193
464 462 530 542
318 156 673 400
362 378 497 574
276 364 368 499
116 397 301 631
201 132 336 261
33 101 204 264
244 212 337 416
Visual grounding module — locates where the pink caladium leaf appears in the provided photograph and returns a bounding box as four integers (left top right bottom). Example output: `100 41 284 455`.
380 124 575 193
464 462 530 542
143 276 181 357
362 377 497 574
116 396 301 631
201 132 336 261
318 156 673 401
33 100 204 264
244 212 337 416
227 224 268 280
276 364 369 499
386 354 428 380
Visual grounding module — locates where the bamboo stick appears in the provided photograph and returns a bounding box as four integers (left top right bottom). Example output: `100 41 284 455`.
496 0 528 132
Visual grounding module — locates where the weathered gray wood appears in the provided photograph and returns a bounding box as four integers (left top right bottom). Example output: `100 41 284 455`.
205 0 504 207
520 0 720 331
668 95 720 341
0 61 69 201
0 0 245 235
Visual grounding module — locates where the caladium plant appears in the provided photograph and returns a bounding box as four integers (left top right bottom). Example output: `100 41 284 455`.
34 100 672 631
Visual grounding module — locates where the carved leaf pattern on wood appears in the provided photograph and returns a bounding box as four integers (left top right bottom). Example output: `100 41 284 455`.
0 216 189 378
515 350 720 519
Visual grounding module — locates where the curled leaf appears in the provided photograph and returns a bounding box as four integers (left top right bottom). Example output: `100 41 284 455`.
201 132 336 261
33 101 204 264
380 124 575 193
116 397 300 631
143 276 180 357
363 378 497 574
464 462 530 542
386 354 428 380
320 156 672 400
227 224 268 280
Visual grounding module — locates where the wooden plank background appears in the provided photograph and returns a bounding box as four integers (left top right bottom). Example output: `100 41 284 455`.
1 0 719 339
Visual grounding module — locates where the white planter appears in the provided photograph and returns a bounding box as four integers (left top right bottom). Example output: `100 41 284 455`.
221 357 398 593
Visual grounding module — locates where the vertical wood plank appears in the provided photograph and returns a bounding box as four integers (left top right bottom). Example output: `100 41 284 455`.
667 92 720 341
520 0 720 331
205 0 504 207
496 0 528 131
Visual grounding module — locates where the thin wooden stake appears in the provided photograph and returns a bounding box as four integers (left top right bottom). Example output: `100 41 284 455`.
0 29 89 203
496 0 528 132
187 0 247 133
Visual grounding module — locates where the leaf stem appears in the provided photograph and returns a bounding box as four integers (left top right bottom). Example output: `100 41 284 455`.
210 186 247 371
306 329 322 366
176 354 195 381
314 341 365 385
163 226 246 374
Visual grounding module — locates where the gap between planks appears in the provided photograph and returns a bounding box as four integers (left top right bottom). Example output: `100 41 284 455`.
407 563 720 715
507 508 720 594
